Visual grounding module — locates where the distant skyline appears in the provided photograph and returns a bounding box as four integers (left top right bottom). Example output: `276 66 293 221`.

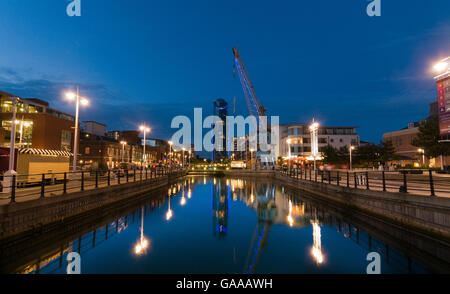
0 1 449 143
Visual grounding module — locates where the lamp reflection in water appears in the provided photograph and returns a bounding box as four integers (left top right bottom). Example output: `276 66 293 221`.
310 211 324 264
287 200 294 227
134 206 149 255
166 188 173 221
180 182 186 206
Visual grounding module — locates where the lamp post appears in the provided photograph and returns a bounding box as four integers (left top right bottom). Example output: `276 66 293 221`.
286 138 292 174
309 120 320 172
188 150 191 167
65 88 89 177
250 148 255 170
120 141 127 163
168 141 173 167
182 147 186 167
418 148 425 166
139 125 151 167
349 146 355 170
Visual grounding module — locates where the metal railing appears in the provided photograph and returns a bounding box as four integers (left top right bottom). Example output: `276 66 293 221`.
0 166 187 205
278 168 450 197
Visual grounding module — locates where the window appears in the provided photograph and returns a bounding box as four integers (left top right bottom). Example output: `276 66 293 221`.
330 138 334 143
318 138 327 144
339 138 343 143
85 147 90 154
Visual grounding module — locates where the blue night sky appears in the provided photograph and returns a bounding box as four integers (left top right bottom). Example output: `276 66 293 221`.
0 0 449 143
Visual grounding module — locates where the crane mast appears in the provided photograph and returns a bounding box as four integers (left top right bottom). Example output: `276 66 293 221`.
233 47 267 117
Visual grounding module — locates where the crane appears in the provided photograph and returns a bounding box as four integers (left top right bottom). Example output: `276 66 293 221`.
233 47 275 170
233 47 267 117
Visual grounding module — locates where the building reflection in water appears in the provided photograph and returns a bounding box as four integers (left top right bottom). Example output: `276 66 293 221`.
212 178 229 238
134 206 149 255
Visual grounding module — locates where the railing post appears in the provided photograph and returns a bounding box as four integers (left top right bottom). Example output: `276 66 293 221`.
81 171 84 191
63 172 67 194
108 170 111 186
315 170 317 182
321 171 324 183
140 168 143 182
95 171 99 188
382 171 386 192
429 170 435 196
402 171 407 193
328 171 331 184
126 169 129 183
10 175 16 203
346 171 349 187
354 172 358 188
145 168 148 180
41 173 45 198
118 170 121 185
366 171 369 190
134 168 136 182
337 171 340 186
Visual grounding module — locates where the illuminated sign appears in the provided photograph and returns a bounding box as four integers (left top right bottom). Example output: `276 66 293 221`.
436 76 450 136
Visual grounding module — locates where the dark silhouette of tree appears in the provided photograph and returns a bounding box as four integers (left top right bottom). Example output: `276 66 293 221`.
411 116 450 160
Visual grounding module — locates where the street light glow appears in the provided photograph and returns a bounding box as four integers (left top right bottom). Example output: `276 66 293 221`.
65 92 76 100
139 125 150 132
434 60 448 73
80 98 89 106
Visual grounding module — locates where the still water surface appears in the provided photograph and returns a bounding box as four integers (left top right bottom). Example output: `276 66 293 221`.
10 176 450 274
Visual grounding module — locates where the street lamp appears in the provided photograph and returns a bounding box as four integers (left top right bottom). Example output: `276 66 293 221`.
286 138 292 174
65 87 89 176
168 141 173 167
249 148 255 170
309 120 320 172
139 125 151 167
418 148 425 166
188 150 191 167
433 57 450 76
120 141 127 163
349 146 355 170
182 147 186 167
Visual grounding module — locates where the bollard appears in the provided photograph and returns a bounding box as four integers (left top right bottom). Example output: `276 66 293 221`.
429 170 435 196
41 173 45 198
63 172 67 194
382 171 386 192
11 175 16 203
402 171 407 193
366 172 369 190
81 171 84 191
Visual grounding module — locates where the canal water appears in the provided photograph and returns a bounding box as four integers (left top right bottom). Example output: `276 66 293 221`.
4 176 450 274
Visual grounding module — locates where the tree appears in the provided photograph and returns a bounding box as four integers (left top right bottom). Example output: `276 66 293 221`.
379 140 398 164
411 116 450 161
322 145 348 165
